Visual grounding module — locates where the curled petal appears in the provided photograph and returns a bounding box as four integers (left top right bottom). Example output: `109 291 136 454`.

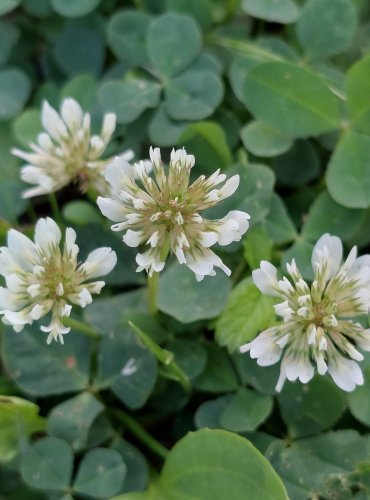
97 196 127 222
252 261 280 297
79 247 117 279
123 230 144 248
216 210 250 246
328 357 364 391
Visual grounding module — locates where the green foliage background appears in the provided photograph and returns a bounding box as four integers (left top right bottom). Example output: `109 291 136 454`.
1 0 370 499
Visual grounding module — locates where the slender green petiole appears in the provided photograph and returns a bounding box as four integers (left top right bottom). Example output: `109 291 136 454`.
111 408 169 460
48 193 63 227
63 317 100 339
147 271 159 316
129 321 192 396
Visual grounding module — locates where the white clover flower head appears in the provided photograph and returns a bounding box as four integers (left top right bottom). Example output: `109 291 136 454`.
12 97 134 197
0 218 117 344
241 233 370 392
97 147 250 281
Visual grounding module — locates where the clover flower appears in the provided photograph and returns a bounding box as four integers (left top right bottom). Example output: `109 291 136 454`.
0 218 117 344
97 147 250 281
12 97 133 197
240 234 370 392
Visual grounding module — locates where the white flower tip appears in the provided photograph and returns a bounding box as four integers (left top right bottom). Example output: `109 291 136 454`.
149 146 161 167
312 233 343 278
61 97 82 123
101 112 116 142
41 99 53 115
252 261 280 297
11 147 20 157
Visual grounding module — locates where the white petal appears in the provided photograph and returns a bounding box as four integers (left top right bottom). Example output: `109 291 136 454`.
186 258 213 276
0 248 21 276
123 230 143 248
252 261 280 297
30 304 45 320
186 250 231 279
316 354 328 375
97 196 126 222
285 358 301 382
149 146 162 168
38 132 54 151
101 113 116 143
347 254 370 281
298 360 315 384
90 135 105 153
218 175 239 200
118 149 135 163
0 287 16 309
28 284 41 297
60 98 83 130
312 233 342 278
6 273 24 293
65 227 78 258
78 288 93 307
170 147 194 168
136 249 165 274
80 247 117 279
216 210 250 246
257 345 282 366
107 156 136 187
86 280 105 294
147 231 160 247
199 231 218 248
275 369 287 393
41 100 68 140
7 229 38 271
328 357 364 391
133 198 146 210
35 217 62 254
175 247 186 264
2 309 31 327
22 185 52 199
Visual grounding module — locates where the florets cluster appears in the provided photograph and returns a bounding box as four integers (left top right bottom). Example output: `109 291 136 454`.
0 218 117 344
241 234 370 392
12 98 133 197
97 147 250 280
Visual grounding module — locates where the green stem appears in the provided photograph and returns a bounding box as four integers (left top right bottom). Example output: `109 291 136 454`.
129 321 192 396
231 260 246 285
63 317 100 339
112 409 169 460
147 272 159 315
48 193 63 227
27 203 37 224
207 34 284 62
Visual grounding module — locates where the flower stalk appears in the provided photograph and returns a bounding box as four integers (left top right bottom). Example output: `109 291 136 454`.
147 272 159 316
62 316 100 339
111 408 169 460
129 321 192 395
